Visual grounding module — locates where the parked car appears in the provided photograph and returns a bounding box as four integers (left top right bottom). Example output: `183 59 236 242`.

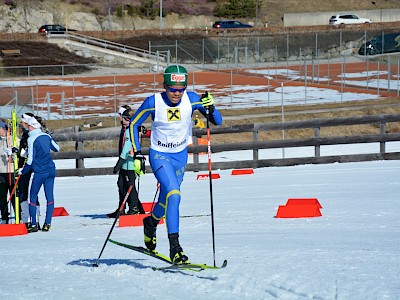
212 20 253 29
358 33 400 55
329 14 371 25
38 24 77 34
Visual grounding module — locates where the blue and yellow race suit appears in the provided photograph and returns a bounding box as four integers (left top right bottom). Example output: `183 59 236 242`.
129 91 222 234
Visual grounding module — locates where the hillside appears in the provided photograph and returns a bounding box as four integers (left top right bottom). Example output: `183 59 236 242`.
0 41 95 76
46 0 400 26
1 1 400 78
1 0 399 29
260 0 400 25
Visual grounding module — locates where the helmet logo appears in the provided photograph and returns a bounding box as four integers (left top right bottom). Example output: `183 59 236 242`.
170 74 186 82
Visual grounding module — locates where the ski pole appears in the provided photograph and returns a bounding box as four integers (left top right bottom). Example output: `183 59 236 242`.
93 184 134 267
7 175 21 204
149 183 160 212
137 173 141 196
205 107 217 267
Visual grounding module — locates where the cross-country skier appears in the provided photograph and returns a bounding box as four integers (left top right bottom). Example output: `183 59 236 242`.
129 65 223 264
19 117 60 233
18 113 49 228
18 112 36 227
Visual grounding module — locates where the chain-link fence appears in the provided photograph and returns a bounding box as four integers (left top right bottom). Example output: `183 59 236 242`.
148 30 400 69
0 86 34 118
1 30 399 122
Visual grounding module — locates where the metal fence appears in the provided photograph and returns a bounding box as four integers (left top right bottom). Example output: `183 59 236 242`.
1 30 400 121
0 86 34 118
148 30 400 68
1 59 400 123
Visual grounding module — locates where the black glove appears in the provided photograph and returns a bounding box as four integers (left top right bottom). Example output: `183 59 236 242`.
134 151 145 160
11 146 18 153
139 125 147 135
113 157 125 174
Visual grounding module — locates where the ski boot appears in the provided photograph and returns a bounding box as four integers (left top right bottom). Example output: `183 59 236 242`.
127 206 140 215
27 223 40 233
143 216 158 251
42 223 51 232
138 202 146 214
168 233 189 264
106 208 125 218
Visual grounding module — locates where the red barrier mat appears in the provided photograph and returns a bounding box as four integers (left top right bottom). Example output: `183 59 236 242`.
286 198 322 209
196 173 220 180
52 207 70 217
119 213 165 227
0 224 28 237
231 169 254 175
276 205 322 218
142 202 155 213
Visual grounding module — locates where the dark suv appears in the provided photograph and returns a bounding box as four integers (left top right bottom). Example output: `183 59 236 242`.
38 24 77 34
358 33 400 55
212 20 253 29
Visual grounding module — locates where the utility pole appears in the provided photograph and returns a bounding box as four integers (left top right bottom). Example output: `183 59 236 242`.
160 0 163 35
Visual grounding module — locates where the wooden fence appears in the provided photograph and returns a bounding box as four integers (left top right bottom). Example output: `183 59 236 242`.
52 114 400 177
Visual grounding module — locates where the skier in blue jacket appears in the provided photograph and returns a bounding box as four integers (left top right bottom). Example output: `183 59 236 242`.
20 117 60 233
129 65 223 264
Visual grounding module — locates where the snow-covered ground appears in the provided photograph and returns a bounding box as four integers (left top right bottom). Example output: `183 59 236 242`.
1 145 400 299
1 66 399 298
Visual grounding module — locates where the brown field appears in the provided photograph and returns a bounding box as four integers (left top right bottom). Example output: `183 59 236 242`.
2 63 398 151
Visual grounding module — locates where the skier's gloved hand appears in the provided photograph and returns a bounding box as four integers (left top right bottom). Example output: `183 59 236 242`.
113 157 125 174
134 151 145 160
133 151 146 176
201 92 215 113
201 92 214 107
18 168 23 175
4 148 18 162
139 125 147 134
4 148 12 156
20 148 28 158
140 126 151 138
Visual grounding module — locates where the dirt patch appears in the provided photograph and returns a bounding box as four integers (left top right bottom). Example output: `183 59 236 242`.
0 41 95 76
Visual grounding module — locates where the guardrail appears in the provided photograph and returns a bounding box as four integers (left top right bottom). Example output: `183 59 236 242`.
50 32 168 64
51 114 400 177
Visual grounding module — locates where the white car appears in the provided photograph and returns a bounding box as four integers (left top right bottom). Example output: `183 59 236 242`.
329 14 371 25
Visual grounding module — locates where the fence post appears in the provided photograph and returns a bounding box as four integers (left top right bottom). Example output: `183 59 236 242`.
252 126 259 161
387 55 391 92
75 125 84 176
192 135 199 170
380 122 386 154
314 127 320 157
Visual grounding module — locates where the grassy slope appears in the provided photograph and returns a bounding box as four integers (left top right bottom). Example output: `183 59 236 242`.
0 41 95 76
61 0 400 26
34 0 400 26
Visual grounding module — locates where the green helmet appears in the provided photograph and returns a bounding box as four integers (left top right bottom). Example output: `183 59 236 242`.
163 65 188 86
